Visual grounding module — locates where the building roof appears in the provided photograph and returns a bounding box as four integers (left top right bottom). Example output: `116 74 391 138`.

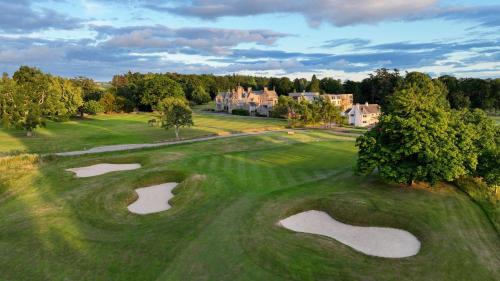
346 103 381 115
289 91 319 97
357 103 380 114
216 87 277 99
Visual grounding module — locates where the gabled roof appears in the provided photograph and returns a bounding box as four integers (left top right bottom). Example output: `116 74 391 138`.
359 104 380 114
347 103 381 115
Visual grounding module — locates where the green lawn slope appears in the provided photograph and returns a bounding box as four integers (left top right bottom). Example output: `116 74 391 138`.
0 131 498 281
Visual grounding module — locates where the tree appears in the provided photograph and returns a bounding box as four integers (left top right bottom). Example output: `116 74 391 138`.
293 78 307 92
159 97 194 139
82 100 104 115
72 76 103 117
308 100 322 127
270 95 292 118
320 99 342 128
320 77 343 94
1 66 52 136
356 72 478 186
476 146 499 190
190 85 211 105
307 75 320 92
359 68 402 109
141 74 184 111
99 92 118 113
343 80 361 102
46 77 83 121
267 77 293 96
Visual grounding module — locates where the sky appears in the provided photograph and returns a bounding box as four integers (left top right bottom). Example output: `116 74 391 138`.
0 0 499 81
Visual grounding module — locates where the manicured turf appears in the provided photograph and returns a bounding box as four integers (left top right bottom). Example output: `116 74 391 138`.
0 112 286 155
0 131 498 281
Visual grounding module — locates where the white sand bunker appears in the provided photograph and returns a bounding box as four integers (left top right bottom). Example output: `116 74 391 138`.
127 183 178 215
66 163 141 178
279 210 420 258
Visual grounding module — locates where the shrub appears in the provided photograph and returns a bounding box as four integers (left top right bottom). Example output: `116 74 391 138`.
231 109 250 116
82 100 104 115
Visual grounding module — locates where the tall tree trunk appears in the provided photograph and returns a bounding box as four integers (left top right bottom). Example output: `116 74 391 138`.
175 126 180 140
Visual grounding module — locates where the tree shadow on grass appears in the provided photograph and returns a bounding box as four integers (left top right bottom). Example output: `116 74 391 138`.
0 147 228 280
0 115 219 156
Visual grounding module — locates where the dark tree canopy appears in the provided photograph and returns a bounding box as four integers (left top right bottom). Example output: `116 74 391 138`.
356 72 495 186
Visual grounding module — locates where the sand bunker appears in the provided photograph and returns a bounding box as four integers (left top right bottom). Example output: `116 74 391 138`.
127 183 178 214
66 163 141 178
279 210 420 258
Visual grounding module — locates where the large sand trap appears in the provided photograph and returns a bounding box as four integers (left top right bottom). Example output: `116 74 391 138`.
66 163 141 177
279 210 420 258
127 183 178 215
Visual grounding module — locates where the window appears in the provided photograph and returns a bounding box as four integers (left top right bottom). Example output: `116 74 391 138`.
363 114 367 117
363 121 367 123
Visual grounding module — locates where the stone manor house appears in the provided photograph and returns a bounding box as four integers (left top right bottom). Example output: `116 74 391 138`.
215 86 381 127
215 86 279 116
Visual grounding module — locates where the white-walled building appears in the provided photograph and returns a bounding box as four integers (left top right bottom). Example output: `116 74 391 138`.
347 102 381 127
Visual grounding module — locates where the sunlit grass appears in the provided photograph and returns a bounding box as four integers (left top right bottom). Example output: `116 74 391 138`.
0 131 498 280
0 112 287 155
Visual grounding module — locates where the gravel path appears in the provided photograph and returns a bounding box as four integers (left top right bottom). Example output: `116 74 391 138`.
54 130 286 157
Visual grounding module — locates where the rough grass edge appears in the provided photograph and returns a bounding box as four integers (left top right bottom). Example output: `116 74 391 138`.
455 176 500 235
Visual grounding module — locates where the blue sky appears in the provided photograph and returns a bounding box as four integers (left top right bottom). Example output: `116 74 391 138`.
0 0 499 81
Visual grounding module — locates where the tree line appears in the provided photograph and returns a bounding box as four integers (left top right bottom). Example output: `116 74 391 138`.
109 69 498 113
1 66 498 136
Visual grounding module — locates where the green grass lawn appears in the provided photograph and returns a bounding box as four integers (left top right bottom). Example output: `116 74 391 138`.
0 112 287 155
490 115 500 125
0 131 498 281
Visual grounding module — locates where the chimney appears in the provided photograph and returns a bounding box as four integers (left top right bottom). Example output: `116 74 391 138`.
365 102 369 106
248 87 252 93
264 86 268 91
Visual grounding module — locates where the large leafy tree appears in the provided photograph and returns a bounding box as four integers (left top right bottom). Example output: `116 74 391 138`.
159 97 194 140
46 77 83 121
356 72 482 185
1 67 50 136
141 74 184 111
